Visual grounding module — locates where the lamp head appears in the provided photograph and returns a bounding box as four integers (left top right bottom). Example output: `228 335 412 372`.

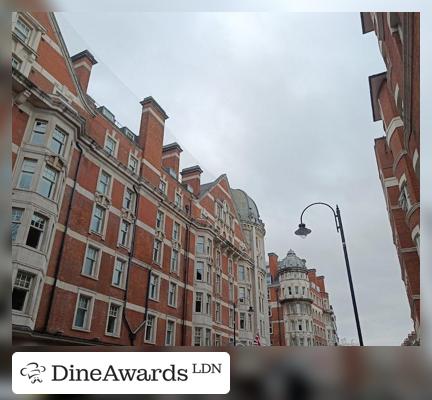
295 223 311 239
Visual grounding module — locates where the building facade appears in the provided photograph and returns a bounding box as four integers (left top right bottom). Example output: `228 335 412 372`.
267 250 338 346
361 12 420 345
11 11 268 346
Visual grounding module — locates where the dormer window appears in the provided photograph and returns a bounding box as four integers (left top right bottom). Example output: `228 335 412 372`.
14 19 31 43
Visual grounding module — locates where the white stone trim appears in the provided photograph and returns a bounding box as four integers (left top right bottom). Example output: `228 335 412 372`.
383 177 399 188
142 107 165 126
398 173 407 189
72 60 92 71
411 225 420 242
386 116 404 145
413 149 419 172
142 157 161 176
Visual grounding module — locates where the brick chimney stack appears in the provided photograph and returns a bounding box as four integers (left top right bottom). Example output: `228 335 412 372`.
138 96 168 185
71 50 97 93
181 165 203 196
268 252 279 281
316 275 326 292
162 142 183 179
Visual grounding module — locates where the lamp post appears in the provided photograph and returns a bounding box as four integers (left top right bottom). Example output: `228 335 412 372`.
295 202 364 346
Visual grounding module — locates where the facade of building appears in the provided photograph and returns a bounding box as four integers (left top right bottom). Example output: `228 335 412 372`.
267 250 338 346
361 12 420 345
11 11 268 346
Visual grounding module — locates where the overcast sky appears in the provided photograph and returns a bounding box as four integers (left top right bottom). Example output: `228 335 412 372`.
56 12 414 345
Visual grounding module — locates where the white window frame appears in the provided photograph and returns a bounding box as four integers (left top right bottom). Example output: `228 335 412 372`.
118 219 131 248
170 248 179 273
195 292 203 313
90 204 107 236
18 158 38 191
149 272 160 301
37 164 58 200
172 221 181 242
123 187 135 211
159 178 167 195
165 319 176 346
104 134 118 157
112 256 128 289
12 269 35 314
167 281 178 308
155 210 165 232
128 154 139 174
96 169 112 197
195 260 204 282
144 313 157 344
152 239 163 265
72 290 95 332
25 211 48 251
81 243 101 279
105 300 123 337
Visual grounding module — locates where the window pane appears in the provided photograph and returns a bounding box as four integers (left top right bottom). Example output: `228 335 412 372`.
37 165 57 199
30 120 47 146
11 208 24 242
49 126 67 155
19 159 37 189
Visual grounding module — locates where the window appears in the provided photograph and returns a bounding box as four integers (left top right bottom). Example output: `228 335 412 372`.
106 303 121 336
269 322 273 335
12 55 21 70
172 222 180 242
14 18 31 43
239 287 246 303
240 312 246 330
26 213 46 249
196 236 205 254
215 273 221 294
83 246 99 277
12 271 34 312
165 320 175 346
206 264 211 284
206 239 212 255
12 208 24 242
229 308 234 328
128 155 139 173
155 210 164 231
175 193 182 207
37 165 57 199
295 286 299 294
18 158 37 190
216 250 221 267
97 171 111 195
30 120 48 146
145 314 156 343
215 302 221 322
73 294 92 330
215 334 221 346
112 258 126 287
238 265 245 281
268 306 272 316
399 184 412 213
123 188 134 210
170 249 179 273
229 282 234 301
159 179 167 194
195 261 204 281
152 239 162 264
91 205 105 234
118 220 131 247
298 321 303 331
205 329 211 346
194 327 202 346
168 282 177 307
195 292 203 313
206 294 211 315
216 203 223 220
228 259 233 275
288 286 292 295
149 273 159 300
105 136 116 156
49 126 67 155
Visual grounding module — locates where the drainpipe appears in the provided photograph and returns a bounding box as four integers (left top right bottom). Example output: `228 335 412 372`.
122 180 141 346
43 141 83 333
181 200 192 345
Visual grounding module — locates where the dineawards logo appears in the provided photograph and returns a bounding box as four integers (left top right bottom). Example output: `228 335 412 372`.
20 362 47 384
12 352 230 394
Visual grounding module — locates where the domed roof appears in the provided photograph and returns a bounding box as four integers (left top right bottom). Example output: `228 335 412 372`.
278 249 307 270
231 188 261 223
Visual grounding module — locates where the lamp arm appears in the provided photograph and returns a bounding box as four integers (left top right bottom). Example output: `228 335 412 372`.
299 202 339 232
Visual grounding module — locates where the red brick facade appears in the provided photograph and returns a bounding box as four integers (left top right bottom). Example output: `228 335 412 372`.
11 12 268 346
361 12 420 345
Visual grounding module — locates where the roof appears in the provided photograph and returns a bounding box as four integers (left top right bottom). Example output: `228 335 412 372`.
162 142 183 153
231 188 262 224
181 165 203 175
278 249 307 271
71 49 98 65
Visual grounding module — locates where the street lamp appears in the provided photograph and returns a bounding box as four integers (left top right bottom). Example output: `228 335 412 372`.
295 202 364 346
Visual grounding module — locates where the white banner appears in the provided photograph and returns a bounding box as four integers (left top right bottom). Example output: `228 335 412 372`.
12 352 230 394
